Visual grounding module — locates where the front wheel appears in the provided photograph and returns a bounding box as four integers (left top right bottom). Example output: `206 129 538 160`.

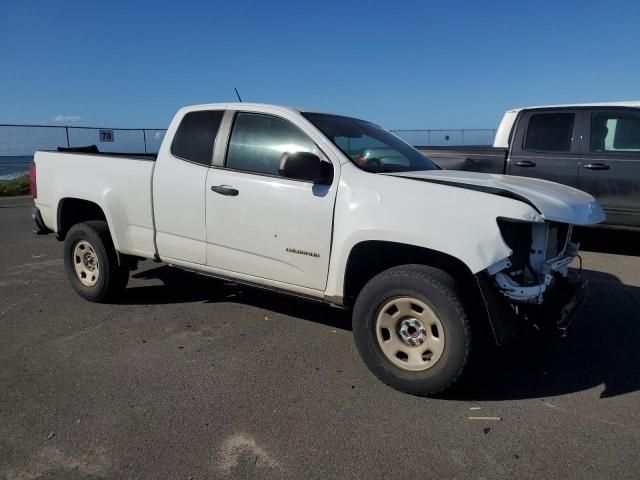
63 221 128 303
352 264 471 396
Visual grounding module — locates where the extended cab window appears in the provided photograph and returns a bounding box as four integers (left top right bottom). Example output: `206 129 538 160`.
591 111 640 153
171 110 224 165
226 113 316 176
524 113 575 152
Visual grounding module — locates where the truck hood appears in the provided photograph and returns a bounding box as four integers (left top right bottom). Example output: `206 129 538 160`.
384 170 605 225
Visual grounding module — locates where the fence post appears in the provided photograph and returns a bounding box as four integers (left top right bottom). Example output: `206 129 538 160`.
143 129 147 154
65 127 70 148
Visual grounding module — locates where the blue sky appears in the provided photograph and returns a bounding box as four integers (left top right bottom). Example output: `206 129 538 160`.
1 0 639 130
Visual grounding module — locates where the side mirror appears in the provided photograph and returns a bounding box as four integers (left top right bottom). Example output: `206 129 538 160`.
278 151 332 184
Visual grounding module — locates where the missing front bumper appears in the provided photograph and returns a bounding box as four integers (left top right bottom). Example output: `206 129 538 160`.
477 274 589 344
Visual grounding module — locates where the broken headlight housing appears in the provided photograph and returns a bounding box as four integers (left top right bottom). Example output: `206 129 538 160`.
490 219 579 304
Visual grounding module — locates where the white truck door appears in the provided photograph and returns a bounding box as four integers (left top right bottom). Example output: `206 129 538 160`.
153 110 224 264
205 111 338 291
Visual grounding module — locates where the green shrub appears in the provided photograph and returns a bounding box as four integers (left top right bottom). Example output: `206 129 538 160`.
0 175 31 197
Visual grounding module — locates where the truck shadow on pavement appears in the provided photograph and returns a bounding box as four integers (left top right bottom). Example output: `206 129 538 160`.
122 262 640 402
124 266 352 331
450 268 640 401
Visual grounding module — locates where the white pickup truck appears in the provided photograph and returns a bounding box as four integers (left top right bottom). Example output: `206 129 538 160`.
31 103 605 395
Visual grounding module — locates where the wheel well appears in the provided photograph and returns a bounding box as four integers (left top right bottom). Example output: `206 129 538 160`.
343 241 477 306
57 198 107 240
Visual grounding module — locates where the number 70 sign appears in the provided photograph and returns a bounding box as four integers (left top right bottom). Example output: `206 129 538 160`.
99 129 114 142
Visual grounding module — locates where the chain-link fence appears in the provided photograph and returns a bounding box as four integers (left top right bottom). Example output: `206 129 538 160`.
391 129 496 147
0 124 167 180
1 124 496 180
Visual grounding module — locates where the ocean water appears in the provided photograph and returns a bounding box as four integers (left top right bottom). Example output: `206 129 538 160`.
0 156 32 180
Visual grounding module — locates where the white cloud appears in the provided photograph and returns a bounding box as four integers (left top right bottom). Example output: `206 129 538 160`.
53 115 82 123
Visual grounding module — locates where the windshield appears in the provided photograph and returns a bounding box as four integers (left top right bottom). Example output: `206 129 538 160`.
302 112 440 173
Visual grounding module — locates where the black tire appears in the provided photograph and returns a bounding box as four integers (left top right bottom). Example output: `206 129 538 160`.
352 264 471 396
63 220 129 302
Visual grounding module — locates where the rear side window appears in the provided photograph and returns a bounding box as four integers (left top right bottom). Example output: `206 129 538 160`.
171 110 224 165
524 113 575 152
226 112 316 176
591 111 640 153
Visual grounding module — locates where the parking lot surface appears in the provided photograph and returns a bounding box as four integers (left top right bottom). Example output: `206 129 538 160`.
1 196 639 479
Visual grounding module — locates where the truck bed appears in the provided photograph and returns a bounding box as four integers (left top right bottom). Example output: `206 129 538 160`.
417 146 507 174
34 149 157 258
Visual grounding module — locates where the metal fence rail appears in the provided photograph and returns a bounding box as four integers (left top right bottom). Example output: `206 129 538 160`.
391 128 496 147
0 124 167 180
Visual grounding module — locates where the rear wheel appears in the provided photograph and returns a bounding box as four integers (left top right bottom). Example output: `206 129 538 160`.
63 221 128 302
352 264 471 396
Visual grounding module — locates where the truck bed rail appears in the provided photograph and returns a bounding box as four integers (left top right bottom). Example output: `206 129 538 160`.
42 145 158 161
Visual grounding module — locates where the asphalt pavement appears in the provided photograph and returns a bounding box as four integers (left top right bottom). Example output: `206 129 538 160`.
1 196 639 479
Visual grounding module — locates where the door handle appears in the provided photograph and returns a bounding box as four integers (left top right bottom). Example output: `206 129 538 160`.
583 163 610 171
210 185 239 196
514 160 537 167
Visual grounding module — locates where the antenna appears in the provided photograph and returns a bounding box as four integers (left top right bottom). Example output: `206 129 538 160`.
234 88 243 102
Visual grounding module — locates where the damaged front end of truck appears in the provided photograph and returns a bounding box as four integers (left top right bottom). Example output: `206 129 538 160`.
479 219 589 343
384 169 606 344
